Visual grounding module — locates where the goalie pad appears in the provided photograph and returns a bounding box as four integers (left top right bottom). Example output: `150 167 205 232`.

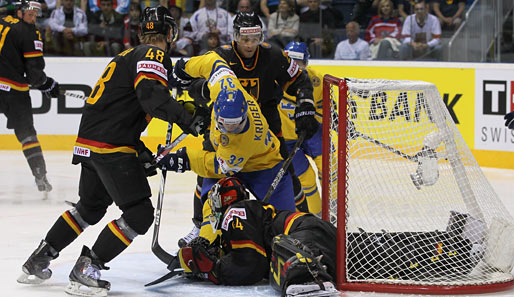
270 234 333 297
484 217 514 272
347 212 485 280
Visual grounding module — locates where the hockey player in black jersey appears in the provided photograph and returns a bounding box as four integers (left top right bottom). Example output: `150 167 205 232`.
0 0 60 193
172 12 317 247
177 177 338 297
18 6 207 296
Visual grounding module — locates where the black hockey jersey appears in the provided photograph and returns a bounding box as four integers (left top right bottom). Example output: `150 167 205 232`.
215 200 337 285
72 44 191 161
0 15 47 92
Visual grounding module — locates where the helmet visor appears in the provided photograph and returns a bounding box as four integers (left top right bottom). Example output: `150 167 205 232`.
217 115 247 133
234 26 263 46
207 184 223 233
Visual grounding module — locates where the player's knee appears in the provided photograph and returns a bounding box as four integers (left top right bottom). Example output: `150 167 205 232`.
121 198 154 235
76 201 108 225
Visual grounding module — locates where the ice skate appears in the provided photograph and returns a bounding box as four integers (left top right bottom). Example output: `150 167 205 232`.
65 246 110 297
18 239 59 284
35 175 52 192
285 281 338 297
178 219 201 248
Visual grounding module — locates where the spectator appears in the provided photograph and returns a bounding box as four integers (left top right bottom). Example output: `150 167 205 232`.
87 0 130 15
334 21 370 60
228 0 267 41
122 2 140 49
267 0 298 48
299 0 342 58
47 0 88 55
219 0 260 15
260 0 279 19
365 0 402 60
199 31 220 54
399 0 441 60
398 0 418 21
85 0 124 56
351 0 381 28
189 0 231 50
138 0 167 10
0 0 16 16
431 0 465 32
168 4 194 56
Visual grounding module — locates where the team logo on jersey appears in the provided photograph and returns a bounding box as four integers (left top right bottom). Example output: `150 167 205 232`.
240 78 259 100
136 61 167 80
221 207 247 231
311 75 320 87
73 146 90 157
34 40 43 51
220 134 229 146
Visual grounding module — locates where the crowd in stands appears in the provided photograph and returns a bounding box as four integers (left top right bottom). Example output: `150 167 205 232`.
0 0 472 60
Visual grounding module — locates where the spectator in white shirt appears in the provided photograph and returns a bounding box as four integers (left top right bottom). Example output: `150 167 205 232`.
334 21 370 60
399 0 442 60
47 0 88 55
190 0 231 50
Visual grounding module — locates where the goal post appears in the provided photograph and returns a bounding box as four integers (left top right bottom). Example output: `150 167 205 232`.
321 75 514 294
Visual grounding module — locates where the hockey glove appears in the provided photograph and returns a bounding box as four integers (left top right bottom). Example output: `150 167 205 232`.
156 146 190 173
294 100 319 140
38 77 60 98
505 111 514 130
178 237 220 284
178 101 209 137
169 58 192 91
136 141 157 177
187 78 211 107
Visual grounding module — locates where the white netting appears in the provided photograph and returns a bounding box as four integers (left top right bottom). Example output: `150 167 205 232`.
323 77 514 290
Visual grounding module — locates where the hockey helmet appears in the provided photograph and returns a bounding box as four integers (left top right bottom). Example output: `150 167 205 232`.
140 5 178 42
232 12 264 44
207 177 249 231
214 88 248 134
16 0 42 16
284 41 310 66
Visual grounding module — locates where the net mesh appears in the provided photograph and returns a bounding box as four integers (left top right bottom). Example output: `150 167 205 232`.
323 77 514 288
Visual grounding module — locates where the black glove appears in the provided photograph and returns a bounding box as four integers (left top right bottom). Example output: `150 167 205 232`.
187 78 211 107
294 100 319 139
137 141 157 177
505 111 514 130
156 146 190 173
37 77 59 98
169 58 192 91
178 100 209 137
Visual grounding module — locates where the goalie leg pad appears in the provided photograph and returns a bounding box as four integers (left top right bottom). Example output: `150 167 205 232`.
270 234 333 296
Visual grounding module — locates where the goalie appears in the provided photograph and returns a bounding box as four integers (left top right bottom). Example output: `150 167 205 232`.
176 177 339 297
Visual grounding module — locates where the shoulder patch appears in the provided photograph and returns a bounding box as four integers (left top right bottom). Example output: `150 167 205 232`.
261 42 271 49
221 207 247 231
311 75 321 87
220 134 229 146
136 60 167 80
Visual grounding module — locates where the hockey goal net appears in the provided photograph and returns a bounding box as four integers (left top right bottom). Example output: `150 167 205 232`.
321 75 514 294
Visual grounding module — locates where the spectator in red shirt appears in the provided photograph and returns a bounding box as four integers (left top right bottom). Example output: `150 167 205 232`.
365 0 402 60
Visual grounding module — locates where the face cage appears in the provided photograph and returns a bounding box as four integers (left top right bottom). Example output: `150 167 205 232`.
233 30 264 46
216 114 248 134
207 185 223 233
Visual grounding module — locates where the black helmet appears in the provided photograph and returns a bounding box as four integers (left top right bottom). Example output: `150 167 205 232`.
232 12 263 43
140 6 178 42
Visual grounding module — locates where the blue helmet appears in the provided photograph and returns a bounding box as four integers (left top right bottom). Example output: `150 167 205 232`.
284 41 310 65
214 89 248 133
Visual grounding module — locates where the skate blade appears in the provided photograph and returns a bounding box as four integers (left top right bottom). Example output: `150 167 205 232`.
65 281 108 297
17 272 46 284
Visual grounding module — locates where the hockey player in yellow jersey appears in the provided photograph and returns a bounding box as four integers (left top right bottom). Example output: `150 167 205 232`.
157 75 296 212
278 41 324 214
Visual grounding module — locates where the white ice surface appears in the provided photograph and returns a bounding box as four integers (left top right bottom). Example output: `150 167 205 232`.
1 151 513 297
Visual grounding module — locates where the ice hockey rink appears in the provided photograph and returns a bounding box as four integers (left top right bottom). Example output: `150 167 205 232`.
1 150 513 297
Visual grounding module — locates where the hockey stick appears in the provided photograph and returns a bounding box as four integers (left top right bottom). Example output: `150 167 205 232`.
263 132 306 204
61 91 88 101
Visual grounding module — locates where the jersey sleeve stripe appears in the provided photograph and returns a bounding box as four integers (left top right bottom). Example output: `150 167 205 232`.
134 72 168 88
0 77 29 91
23 51 43 58
283 212 306 235
230 240 267 257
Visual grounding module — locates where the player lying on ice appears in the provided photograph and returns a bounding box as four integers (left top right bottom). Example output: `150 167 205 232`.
174 176 339 297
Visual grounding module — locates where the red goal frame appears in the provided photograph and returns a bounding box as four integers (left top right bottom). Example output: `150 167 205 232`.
320 74 514 295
